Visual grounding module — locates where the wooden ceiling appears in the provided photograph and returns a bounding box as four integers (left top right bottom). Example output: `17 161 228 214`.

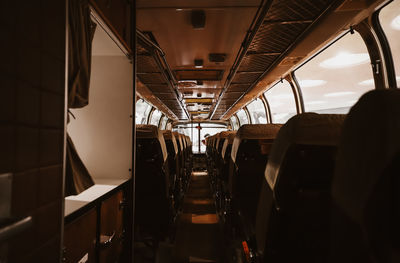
137 0 260 120
136 0 386 121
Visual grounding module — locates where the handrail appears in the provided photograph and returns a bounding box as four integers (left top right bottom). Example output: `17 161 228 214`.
137 29 190 119
209 0 272 119
219 0 342 119
0 216 33 243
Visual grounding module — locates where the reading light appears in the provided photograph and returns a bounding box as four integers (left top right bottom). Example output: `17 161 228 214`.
324 91 355 97
391 15 400 30
320 52 369 69
298 79 327 88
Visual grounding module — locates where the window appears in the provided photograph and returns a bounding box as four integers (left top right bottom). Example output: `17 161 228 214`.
149 109 162 126
264 80 297 124
236 109 249 126
246 98 267 124
380 0 400 87
230 116 239 130
173 123 227 153
295 31 374 114
135 99 152 124
159 115 168 130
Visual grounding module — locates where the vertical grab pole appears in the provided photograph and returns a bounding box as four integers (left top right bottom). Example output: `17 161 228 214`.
198 123 201 153
131 0 137 261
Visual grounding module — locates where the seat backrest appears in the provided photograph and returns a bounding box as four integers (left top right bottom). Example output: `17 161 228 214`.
229 124 282 223
217 131 234 156
173 132 183 154
331 90 400 263
258 113 345 261
162 130 178 157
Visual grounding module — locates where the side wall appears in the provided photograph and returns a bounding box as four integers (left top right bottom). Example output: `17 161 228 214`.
0 1 66 262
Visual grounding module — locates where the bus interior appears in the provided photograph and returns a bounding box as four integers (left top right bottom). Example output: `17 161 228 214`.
1 0 400 262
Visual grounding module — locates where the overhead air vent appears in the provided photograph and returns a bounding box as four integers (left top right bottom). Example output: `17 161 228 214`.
209 53 226 63
183 90 193 96
191 10 206 29
194 59 204 68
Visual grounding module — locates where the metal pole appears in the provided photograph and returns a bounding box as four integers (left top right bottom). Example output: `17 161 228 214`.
198 123 201 153
131 0 137 261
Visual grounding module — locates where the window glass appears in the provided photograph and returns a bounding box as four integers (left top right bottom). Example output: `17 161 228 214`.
230 116 239 130
295 31 374 114
135 99 152 124
246 98 267 124
264 80 297 123
149 109 162 126
173 123 227 153
236 109 249 126
380 0 400 87
159 115 168 129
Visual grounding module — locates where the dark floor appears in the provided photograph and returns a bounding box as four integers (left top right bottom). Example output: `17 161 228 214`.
172 171 223 263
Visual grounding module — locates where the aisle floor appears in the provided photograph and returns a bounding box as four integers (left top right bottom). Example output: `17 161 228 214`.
172 171 223 263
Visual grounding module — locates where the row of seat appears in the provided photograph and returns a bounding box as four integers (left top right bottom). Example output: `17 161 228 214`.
134 126 192 244
206 89 400 262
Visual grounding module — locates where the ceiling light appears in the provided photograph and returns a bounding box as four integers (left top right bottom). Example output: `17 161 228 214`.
320 52 369 69
324 91 355 97
298 79 327 88
391 15 400 30
176 8 183 11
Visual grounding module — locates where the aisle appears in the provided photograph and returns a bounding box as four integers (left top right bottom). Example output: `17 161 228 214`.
172 171 223 263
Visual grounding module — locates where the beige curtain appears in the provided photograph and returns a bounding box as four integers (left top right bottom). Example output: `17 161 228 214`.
65 0 96 196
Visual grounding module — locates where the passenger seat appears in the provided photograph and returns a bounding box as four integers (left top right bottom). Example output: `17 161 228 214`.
135 125 171 242
227 124 281 238
256 113 345 263
330 90 400 263
162 130 180 212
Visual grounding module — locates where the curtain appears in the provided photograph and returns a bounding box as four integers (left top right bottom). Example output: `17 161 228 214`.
68 0 97 108
65 0 96 195
65 135 95 196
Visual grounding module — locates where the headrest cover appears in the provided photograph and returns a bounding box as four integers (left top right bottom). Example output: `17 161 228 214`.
136 124 168 161
221 132 237 158
332 90 400 223
265 113 345 189
231 124 282 162
162 130 178 155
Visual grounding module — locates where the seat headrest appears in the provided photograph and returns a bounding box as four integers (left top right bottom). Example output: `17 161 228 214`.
332 89 400 224
231 124 282 162
172 132 183 152
221 132 237 158
265 113 345 189
136 124 159 138
162 130 178 155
